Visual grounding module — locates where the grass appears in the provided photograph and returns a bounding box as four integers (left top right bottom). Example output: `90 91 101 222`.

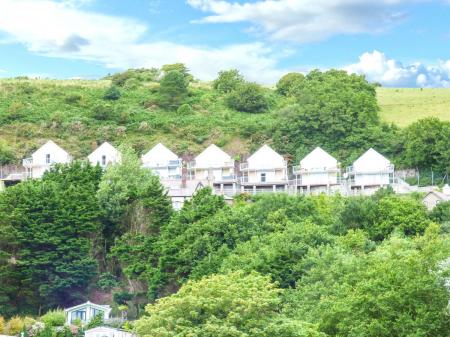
377 87 450 127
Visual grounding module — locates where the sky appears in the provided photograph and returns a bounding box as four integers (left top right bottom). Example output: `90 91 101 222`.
0 0 450 87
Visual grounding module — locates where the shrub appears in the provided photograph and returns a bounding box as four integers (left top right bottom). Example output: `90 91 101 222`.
226 82 268 113
103 86 121 101
97 272 120 291
6 316 24 335
40 309 66 327
176 103 193 115
213 69 244 93
276 72 305 96
85 313 103 329
0 141 15 165
113 291 133 305
90 104 114 120
64 94 83 105
158 70 188 109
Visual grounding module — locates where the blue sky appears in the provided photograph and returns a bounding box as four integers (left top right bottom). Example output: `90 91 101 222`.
0 0 450 86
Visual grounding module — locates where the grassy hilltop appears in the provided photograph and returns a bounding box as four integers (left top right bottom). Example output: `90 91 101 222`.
377 87 450 127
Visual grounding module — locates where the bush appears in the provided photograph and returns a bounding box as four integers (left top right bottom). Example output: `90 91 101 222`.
276 72 305 96
90 104 114 120
158 70 189 109
213 69 244 93
0 141 15 165
6 316 24 335
113 291 133 305
85 313 103 329
226 82 268 113
40 309 66 327
176 103 193 115
64 94 83 105
103 86 121 101
97 272 120 291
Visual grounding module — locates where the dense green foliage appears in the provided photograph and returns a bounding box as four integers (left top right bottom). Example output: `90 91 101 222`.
0 66 448 171
135 271 324 337
0 65 449 335
0 162 102 314
226 82 268 113
213 69 244 93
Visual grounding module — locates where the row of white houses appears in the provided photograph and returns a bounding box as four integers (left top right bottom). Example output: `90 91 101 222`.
2 140 395 204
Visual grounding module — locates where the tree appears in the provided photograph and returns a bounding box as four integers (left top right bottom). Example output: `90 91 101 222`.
276 72 305 96
289 224 450 337
158 70 189 109
161 63 193 82
99 146 173 298
219 220 335 288
0 162 103 313
402 117 450 171
226 82 268 113
272 70 394 165
135 271 324 337
213 69 244 93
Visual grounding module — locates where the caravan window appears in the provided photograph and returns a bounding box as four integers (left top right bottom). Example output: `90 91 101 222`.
101 155 107 166
46 154 51 164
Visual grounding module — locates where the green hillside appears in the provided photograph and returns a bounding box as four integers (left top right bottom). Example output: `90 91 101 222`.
0 78 273 161
0 72 448 171
377 87 450 127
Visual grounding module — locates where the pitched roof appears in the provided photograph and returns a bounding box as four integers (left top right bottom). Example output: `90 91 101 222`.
300 147 337 169
88 142 119 158
64 301 111 313
246 144 285 169
353 148 391 171
194 144 232 168
424 190 450 201
142 143 179 162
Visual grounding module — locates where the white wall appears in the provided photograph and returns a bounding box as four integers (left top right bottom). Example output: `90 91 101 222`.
195 144 233 169
142 143 181 179
247 145 285 170
88 143 121 168
30 141 71 178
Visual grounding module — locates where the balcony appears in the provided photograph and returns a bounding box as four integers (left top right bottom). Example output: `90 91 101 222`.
188 161 235 170
292 165 341 175
346 164 395 175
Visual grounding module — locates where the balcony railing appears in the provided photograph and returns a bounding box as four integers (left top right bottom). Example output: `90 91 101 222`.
188 161 235 169
292 166 341 174
240 162 287 172
346 164 395 174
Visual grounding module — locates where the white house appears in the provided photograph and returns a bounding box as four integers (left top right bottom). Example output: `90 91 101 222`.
65 301 111 326
293 147 340 193
88 142 121 168
240 145 288 193
187 144 237 195
347 148 394 194
85 327 134 337
422 185 450 210
141 143 182 179
23 140 72 178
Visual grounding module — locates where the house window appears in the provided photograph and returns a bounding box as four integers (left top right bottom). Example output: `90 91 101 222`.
71 310 86 322
46 154 51 164
101 155 107 166
261 173 266 182
92 308 104 318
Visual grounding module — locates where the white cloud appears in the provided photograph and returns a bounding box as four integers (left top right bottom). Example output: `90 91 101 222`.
0 0 287 83
188 0 419 43
0 69 6 73
345 51 450 87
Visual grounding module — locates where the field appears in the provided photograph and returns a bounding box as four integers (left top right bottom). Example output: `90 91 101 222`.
377 87 450 127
